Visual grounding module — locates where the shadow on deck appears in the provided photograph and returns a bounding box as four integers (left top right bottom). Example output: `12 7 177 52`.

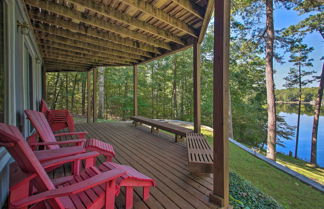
62 122 216 209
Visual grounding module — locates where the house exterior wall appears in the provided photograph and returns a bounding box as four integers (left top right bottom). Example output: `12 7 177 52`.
0 0 43 206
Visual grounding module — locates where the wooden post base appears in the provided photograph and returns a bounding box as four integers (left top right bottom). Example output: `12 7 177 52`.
175 135 185 142
209 193 232 209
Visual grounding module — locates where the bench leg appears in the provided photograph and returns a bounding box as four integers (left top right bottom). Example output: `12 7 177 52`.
9 182 29 209
175 135 184 142
143 186 150 201
72 160 81 175
125 186 134 209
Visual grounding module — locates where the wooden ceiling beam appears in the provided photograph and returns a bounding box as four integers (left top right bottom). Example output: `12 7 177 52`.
43 51 132 65
68 0 185 44
28 11 159 55
121 0 198 37
25 0 172 50
170 0 204 19
35 31 142 61
198 0 214 43
34 26 144 60
46 66 88 72
44 57 100 67
45 64 90 70
40 45 135 63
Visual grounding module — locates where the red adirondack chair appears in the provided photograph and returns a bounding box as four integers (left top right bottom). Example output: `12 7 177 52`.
0 123 125 209
25 110 116 163
1 123 156 209
25 110 156 208
40 99 75 132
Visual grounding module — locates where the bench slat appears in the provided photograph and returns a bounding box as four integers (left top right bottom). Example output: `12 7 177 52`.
131 116 193 137
186 133 213 174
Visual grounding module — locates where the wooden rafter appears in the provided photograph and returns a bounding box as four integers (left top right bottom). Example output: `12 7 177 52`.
44 58 98 67
32 24 151 58
68 0 185 44
40 46 135 63
46 67 88 72
40 41 137 63
44 55 121 66
25 0 172 50
121 0 198 37
170 0 204 19
28 11 160 54
43 52 132 65
35 31 142 61
198 0 214 43
44 61 91 67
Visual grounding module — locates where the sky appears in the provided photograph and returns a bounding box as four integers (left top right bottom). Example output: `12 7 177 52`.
273 7 323 89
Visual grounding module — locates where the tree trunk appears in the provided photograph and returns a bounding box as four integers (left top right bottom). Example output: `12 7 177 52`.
98 67 105 119
311 64 324 165
151 66 154 118
81 72 86 115
265 0 277 161
172 59 178 119
295 64 302 158
71 73 78 113
122 77 128 120
65 73 69 110
51 72 60 109
53 77 63 109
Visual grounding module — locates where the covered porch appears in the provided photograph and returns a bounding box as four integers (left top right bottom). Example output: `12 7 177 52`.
0 0 230 207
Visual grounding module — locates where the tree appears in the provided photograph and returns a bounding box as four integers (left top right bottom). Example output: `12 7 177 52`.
283 0 323 39
265 0 277 160
98 67 105 119
311 63 324 165
284 39 314 158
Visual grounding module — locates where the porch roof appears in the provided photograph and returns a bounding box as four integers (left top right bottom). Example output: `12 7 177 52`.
23 0 214 72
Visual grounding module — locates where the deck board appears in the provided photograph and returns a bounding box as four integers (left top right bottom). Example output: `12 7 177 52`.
52 122 216 209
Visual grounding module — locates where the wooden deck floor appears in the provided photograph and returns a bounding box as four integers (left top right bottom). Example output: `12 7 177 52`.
53 122 216 209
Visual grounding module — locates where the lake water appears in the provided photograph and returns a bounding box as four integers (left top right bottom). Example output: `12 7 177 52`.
276 104 324 167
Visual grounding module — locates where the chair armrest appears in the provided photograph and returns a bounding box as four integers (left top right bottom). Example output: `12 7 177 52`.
12 168 126 208
48 109 69 115
54 132 88 139
29 139 86 146
41 152 100 169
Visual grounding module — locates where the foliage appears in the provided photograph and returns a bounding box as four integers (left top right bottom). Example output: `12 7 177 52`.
230 172 282 209
276 87 321 102
229 139 324 209
283 0 324 39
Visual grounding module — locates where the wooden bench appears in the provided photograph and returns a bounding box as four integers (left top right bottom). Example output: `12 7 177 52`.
186 133 213 174
130 116 193 142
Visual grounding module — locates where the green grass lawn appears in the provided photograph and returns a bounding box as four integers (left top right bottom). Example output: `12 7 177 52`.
200 128 324 209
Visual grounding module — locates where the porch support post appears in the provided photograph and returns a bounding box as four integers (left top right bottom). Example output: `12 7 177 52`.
193 41 201 133
87 70 91 123
209 0 230 207
133 64 138 116
93 68 98 122
42 66 47 100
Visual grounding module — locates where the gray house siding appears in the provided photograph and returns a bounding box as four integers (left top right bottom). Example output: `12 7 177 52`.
0 0 43 206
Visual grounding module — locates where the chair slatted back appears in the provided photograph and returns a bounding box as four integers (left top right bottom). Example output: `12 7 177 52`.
40 99 49 114
25 110 60 149
0 123 63 208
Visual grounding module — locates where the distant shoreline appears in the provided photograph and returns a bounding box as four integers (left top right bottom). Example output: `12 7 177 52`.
276 101 315 105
